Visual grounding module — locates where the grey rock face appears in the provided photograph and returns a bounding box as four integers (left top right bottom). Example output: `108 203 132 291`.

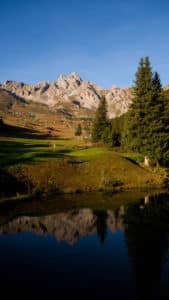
2 73 132 118
106 86 132 118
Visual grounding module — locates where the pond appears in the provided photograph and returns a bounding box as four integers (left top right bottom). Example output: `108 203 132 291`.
0 191 169 299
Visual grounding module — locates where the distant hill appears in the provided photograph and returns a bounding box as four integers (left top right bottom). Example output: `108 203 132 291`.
0 74 168 138
0 88 25 111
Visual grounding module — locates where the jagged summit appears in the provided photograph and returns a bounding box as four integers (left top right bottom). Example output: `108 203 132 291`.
67 72 82 81
1 73 132 117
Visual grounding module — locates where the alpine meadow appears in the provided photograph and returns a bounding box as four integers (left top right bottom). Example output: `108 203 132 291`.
1 1 169 297
1 56 169 199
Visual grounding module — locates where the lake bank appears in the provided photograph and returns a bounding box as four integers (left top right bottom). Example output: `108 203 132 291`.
0 137 168 200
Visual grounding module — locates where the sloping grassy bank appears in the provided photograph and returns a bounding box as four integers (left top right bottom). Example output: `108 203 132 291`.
0 136 167 198
7 149 165 195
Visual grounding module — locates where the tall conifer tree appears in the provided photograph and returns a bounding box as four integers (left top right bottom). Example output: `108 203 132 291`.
122 57 169 165
92 96 108 142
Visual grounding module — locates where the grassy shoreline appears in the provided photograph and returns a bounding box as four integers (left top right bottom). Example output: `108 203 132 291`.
0 188 167 208
0 136 168 200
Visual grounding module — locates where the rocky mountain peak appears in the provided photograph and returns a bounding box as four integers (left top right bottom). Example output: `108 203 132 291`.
56 72 82 91
1 73 133 118
68 72 82 81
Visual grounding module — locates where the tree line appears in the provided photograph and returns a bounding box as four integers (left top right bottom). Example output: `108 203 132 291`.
92 57 169 166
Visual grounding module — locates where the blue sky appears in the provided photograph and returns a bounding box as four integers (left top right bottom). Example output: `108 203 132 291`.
0 0 169 88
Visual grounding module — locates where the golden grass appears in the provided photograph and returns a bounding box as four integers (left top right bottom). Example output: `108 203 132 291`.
0 135 166 194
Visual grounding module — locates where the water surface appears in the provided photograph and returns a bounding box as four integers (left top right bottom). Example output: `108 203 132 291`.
0 191 169 299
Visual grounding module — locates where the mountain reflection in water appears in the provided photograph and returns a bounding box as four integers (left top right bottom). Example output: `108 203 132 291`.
0 191 169 299
0 207 125 244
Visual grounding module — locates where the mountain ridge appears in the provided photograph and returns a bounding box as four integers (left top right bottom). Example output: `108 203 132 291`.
1 74 168 138
1 72 133 118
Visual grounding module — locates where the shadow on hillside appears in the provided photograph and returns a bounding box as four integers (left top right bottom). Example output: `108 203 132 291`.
125 157 141 167
0 122 63 140
0 141 50 150
37 149 72 158
0 139 73 167
0 169 27 197
67 160 86 165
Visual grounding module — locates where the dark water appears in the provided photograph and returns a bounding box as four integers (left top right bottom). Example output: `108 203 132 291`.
0 191 169 298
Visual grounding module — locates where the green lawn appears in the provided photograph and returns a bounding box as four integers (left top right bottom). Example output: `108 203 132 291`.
0 135 144 168
69 147 111 160
0 136 165 196
0 137 81 167
0 136 120 168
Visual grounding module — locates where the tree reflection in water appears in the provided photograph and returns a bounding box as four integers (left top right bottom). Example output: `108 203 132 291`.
124 193 169 299
93 210 108 244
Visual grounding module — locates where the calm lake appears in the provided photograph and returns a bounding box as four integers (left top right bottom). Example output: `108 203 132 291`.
0 191 169 299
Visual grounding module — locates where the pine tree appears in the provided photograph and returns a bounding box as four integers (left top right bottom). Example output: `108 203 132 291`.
122 57 153 152
134 56 152 96
152 72 162 95
74 123 82 136
92 96 108 142
122 57 169 165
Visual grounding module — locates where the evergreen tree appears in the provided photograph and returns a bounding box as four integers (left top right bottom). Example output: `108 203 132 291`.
74 123 82 136
92 96 108 142
152 72 162 95
110 114 126 146
122 57 169 165
134 56 152 96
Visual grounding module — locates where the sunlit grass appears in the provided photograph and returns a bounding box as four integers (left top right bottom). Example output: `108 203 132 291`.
0 136 165 195
69 147 110 160
0 136 115 167
0 137 82 167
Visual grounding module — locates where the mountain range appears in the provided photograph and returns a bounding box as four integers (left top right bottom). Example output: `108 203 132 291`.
0 72 132 118
0 73 168 138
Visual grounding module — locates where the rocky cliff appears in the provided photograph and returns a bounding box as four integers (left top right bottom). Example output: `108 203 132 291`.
1 73 132 118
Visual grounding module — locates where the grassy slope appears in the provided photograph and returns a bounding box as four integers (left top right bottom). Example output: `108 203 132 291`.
0 90 166 198
0 88 93 140
0 135 165 196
